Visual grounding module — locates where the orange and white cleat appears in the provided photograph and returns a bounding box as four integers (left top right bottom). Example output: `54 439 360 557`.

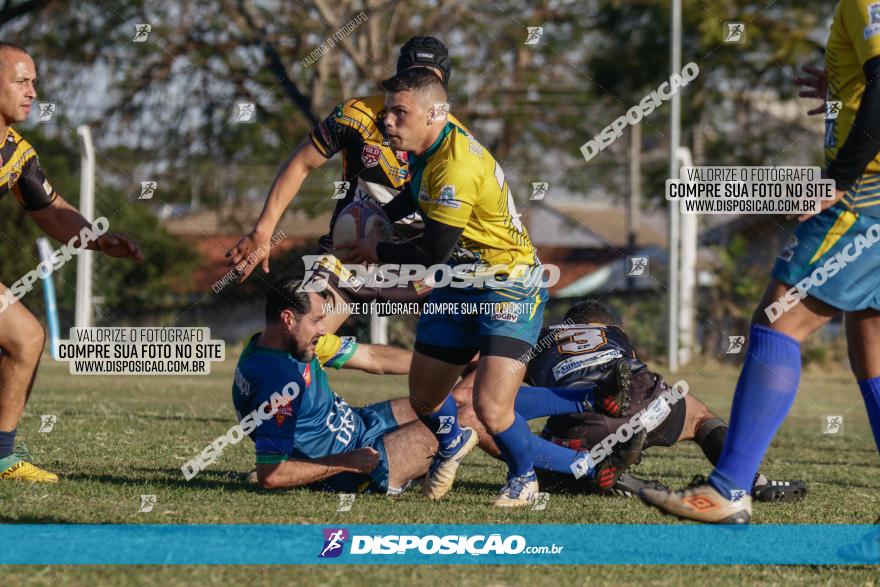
639 476 751 524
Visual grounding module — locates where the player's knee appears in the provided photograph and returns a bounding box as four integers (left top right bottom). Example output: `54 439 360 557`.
473 400 509 433
4 318 45 363
451 383 473 409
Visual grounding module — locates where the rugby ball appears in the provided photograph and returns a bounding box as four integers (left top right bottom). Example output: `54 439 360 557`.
332 200 393 245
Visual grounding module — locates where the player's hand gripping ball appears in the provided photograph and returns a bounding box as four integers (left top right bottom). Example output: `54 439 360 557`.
333 200 393 264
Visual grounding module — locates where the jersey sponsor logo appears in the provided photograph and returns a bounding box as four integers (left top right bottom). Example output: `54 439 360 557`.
468 136 483 156
326 395 357 446
274 401 294 425
418 183 431 203
639 396 671 432
551 348 623 381
361 144 381 168
491 302 519 323
434 184 461 208
395 150 408 163
234 367 253 397
867 3 880 38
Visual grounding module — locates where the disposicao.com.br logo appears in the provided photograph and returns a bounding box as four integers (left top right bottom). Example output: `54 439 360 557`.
318 528 563 557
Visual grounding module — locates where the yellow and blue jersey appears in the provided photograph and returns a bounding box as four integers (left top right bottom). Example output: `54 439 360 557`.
409 120 548 357
408 120 538 279
826 0 880 212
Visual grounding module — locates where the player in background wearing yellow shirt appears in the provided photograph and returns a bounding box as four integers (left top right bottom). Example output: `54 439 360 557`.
641 0 880 523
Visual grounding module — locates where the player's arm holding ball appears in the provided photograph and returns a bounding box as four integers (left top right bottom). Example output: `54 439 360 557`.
334 164 469 266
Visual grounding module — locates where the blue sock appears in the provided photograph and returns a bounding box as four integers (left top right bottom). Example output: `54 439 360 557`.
0 428 16 459
532 434 593 476
858 376 880 454
492 413 535 477
418 395 463 455
709 324 801 498
515 385 590 419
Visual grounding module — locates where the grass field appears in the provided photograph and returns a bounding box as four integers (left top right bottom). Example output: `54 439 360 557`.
3 350 880 585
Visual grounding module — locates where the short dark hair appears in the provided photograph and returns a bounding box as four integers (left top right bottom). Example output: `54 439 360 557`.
564 299 621 326
380 67 447 101
264 278 330 322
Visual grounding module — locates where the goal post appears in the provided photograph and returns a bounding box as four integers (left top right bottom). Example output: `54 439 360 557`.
75 125 95 329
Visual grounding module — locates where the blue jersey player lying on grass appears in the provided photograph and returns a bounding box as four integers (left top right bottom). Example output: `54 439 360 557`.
232 278 640 494
231 277 468 494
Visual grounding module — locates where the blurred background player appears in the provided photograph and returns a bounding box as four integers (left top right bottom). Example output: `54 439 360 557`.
225 37 464 333
451 300 807 501
0 42 143 483
336 68 548 507
640 0 880 523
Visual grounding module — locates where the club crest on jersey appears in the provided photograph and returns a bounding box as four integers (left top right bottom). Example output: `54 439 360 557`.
871 3 880 24
274 402 294 425
303 363 312 387
435 184 461 208
867 3 880 38
361 144 381 168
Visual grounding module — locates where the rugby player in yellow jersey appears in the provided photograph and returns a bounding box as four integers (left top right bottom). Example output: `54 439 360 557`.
226 37 466 333
0 43 143 483
336 68 549 507
640 0 880 523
